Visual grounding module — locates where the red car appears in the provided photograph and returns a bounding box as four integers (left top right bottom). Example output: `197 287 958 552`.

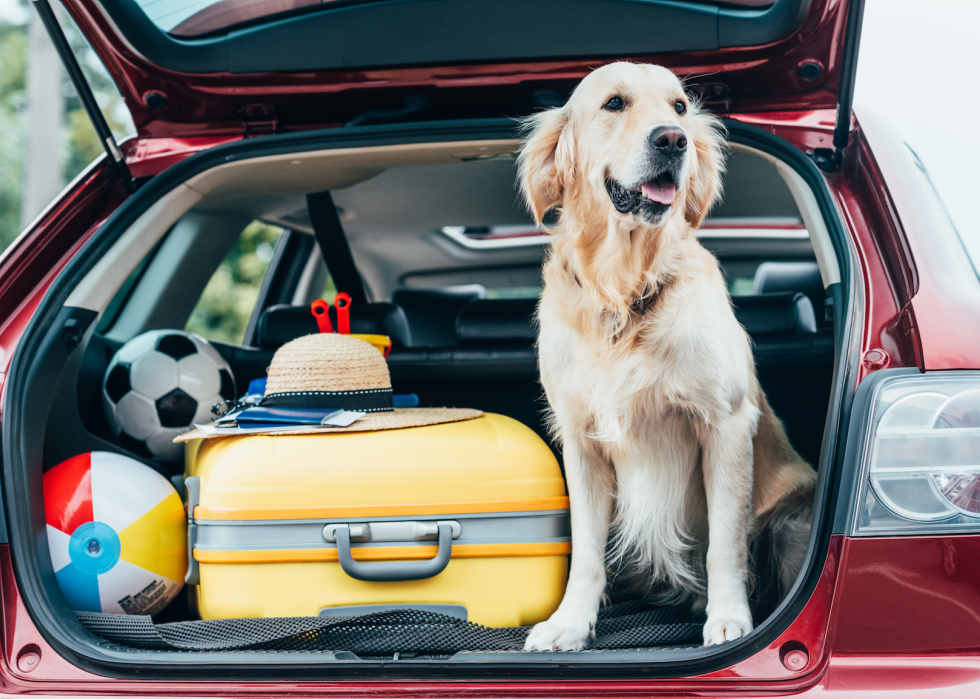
1 0 979 694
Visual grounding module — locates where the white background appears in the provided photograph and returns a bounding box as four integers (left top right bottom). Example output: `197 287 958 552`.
856 0 977 243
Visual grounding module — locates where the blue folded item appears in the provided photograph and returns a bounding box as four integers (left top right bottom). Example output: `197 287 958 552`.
245 378 267 399
219 392 420 427
393 393 419 408
229 407 336 426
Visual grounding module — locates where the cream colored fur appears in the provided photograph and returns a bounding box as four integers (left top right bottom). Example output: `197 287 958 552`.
518 63 817 651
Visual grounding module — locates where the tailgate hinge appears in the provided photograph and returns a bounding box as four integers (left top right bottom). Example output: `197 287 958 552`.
241 104 278 137
807 147 845 174
823 0 867 173
686 82 732 114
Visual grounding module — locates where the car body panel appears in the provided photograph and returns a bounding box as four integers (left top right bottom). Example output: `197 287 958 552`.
5 538 980 696
58 0 854 138
833 536 980 654
0 539 841 689
0 160 123 418
0 99 972 693
856 109 980 373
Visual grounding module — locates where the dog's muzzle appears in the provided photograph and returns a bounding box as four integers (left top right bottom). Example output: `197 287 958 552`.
605 168 680 220
606 126 687 221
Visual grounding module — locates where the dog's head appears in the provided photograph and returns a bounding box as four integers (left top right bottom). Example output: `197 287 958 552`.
519 63 726 231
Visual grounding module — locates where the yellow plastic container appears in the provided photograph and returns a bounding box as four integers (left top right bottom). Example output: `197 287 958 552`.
348 333 391 357
184 413 568 627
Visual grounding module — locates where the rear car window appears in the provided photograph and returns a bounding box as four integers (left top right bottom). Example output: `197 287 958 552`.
185 220 284 344
145 0 775 37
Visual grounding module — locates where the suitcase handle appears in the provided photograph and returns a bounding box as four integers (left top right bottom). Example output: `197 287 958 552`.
334 523 453 582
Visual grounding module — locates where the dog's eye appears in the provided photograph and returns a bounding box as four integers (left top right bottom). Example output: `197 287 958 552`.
602 96 625 112
674 100 687 115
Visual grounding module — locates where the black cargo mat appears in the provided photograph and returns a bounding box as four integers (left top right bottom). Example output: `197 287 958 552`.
77 600 704 654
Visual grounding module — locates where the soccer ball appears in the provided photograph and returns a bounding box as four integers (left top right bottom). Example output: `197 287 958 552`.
103 331 235 461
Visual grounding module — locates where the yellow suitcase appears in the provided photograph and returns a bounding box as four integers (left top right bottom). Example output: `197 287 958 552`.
183 413 569 627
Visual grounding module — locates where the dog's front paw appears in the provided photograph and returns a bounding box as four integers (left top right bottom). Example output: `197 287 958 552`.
702 612 753 647
524 611 595 651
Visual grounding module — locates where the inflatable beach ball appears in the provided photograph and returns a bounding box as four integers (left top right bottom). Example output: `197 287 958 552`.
43 452 187 615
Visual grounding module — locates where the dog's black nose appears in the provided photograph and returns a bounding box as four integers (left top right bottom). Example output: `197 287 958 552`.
649 126 687 154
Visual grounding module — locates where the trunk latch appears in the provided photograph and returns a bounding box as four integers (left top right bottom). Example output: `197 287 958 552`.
240 104 278 137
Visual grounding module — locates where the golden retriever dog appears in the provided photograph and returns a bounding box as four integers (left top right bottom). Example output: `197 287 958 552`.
518 62 817 650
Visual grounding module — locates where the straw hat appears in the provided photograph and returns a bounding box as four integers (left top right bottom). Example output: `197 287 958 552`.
176 334 481 441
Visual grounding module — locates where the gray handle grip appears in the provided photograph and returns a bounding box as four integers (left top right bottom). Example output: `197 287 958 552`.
335 523 453 582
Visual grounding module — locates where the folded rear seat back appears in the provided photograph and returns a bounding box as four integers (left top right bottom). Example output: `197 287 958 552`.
452 293 816 345
455 298 538 345
391 288 484 347
255 303 412 350
730 292 817 335
753 261 827 327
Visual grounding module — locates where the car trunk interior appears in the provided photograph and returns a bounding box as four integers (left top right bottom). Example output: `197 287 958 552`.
1 120 851 678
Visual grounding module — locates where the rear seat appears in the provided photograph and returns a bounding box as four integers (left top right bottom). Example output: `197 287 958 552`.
254 302 412 350
232 284 831 467
731 292 816 335
393 291 831 466
391 287 484 347
753 261 826 328
455 298 537 344
451 293 819 341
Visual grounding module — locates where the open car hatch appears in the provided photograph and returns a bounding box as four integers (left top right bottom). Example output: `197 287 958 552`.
41 0 865 147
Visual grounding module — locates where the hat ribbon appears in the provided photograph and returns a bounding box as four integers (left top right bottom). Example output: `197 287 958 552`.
260 387 394 413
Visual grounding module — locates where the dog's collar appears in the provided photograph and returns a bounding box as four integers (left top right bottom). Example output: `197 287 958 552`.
568 265 673 315
630 275 674 316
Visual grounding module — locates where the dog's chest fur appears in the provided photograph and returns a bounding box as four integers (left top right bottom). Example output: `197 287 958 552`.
539 243 753 441
537 241 758 593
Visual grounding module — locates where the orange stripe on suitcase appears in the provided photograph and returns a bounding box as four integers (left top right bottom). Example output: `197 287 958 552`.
194 541 572 564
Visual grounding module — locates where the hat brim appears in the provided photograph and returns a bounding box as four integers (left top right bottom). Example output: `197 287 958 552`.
174 407 483 443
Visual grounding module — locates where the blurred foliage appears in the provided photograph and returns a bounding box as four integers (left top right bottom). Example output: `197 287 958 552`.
185 221 284 346
320 271 338 303
0 23 26 252
729 277 755 296
0 7 133 254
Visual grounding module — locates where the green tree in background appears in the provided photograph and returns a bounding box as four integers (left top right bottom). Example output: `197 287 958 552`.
0 24 27 252
0 5 133 254
185 222 285 346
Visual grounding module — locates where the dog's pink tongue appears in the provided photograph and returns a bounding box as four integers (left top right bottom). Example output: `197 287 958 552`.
642 181 676 205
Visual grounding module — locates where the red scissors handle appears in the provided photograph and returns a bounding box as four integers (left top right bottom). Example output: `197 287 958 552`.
310 299 333 333
334 292 352 334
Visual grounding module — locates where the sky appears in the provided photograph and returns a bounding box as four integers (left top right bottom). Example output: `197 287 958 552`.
0 0 26 24
0 0 973 241
855 0 978 244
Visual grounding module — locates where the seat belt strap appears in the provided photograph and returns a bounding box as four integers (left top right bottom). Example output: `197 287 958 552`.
306 191 368 304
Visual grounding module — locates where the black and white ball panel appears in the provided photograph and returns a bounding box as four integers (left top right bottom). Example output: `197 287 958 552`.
103 330 236 462
156 333 197 360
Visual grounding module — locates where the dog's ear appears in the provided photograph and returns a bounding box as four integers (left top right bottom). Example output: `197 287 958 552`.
684 104 727 229
517 106 574 225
